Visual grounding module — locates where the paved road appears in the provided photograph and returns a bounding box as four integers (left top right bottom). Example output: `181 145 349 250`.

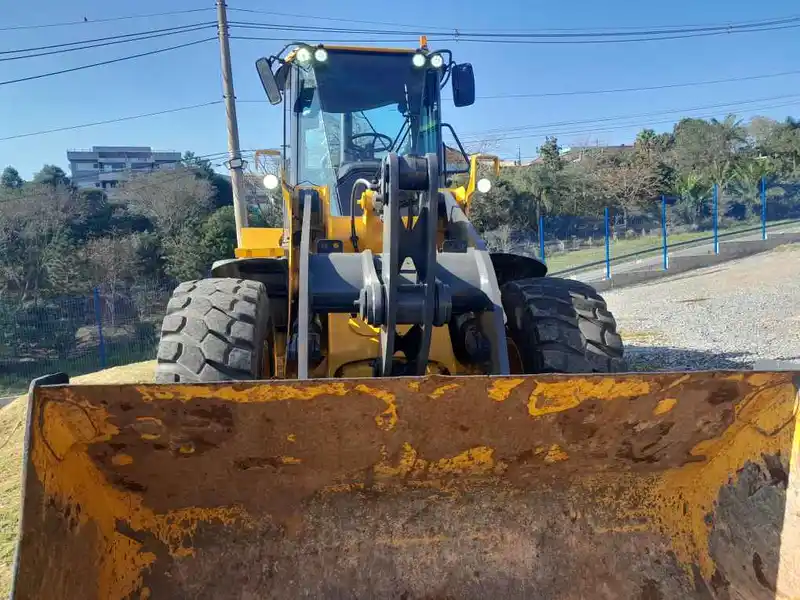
563 221 800 284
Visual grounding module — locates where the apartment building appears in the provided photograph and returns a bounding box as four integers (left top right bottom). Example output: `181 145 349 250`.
67 146 182 197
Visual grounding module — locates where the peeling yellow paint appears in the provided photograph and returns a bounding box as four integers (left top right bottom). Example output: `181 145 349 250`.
488 378 524 402
279 456 302 465
528 378 652 417
543 444 569 463
111 454 134 466
428 383 460 399
33 395 255 599
136 381 349 403
287 433 297 442
355 384 398 430
407 381 421 391
653 397 677 415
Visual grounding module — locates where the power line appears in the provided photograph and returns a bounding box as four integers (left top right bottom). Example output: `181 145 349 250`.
460 93 800 138
461 69 800 100
227 8 800 36
0 102 223 142
470 99 800 146
0 23 216 62
0 8 215 32
0 22 215 55
0 37 216 87
228 16 800 44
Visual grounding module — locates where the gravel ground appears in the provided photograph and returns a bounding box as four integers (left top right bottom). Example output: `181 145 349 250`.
603 244 800 372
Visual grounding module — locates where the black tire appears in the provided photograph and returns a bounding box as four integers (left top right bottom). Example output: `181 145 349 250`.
501 276 625 374
155 278 272 383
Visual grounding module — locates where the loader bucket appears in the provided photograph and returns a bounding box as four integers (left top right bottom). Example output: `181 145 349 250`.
10 371 800 599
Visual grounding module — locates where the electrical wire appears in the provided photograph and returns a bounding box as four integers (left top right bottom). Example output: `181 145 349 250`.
0 22 216 55
459 93 800 138
0 102 223 142
0 8 215 32
228 8 800 36
0 24 217 62
227 16 800 44
0 38 216 87
470 98 800 146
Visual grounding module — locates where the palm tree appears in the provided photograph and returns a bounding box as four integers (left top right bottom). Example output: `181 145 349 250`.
672 173 712 225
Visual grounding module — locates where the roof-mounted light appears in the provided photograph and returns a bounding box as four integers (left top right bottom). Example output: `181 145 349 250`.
412 53 426 68
295 47 312 65
313 47 328 62
429 53 444 69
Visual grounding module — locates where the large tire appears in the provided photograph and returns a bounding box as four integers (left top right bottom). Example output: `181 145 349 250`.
501 276 624 374
155 278 272 383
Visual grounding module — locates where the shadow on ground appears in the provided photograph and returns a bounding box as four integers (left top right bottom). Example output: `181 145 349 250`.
623 346 754 372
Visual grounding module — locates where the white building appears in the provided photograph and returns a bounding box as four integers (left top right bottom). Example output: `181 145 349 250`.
67 146 181 197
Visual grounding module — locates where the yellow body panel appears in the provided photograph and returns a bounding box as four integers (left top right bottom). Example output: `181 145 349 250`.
326 314 461 377
234 227 285 258
11 371 800 599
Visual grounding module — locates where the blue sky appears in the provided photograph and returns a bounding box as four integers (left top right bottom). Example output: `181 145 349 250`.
1 0 799 179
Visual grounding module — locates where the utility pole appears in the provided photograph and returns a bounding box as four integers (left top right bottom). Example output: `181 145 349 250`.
216 0 247 245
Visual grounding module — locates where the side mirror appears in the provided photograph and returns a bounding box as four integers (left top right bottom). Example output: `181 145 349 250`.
451 63 475 107
256 57 282 105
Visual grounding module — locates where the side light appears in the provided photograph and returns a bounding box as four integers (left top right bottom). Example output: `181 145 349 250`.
314 48 328 62
412 53 426 68
263 174 280 190
477 178 492 193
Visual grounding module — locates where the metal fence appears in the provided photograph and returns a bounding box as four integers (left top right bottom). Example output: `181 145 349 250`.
487 176 800 279
0 284 172 396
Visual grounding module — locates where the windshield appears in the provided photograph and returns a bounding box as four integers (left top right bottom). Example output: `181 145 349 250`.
292 50 440 215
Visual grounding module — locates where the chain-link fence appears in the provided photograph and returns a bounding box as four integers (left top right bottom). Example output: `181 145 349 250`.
0 283 171 397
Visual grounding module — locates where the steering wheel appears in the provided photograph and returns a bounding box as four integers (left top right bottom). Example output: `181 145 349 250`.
350 132 393 160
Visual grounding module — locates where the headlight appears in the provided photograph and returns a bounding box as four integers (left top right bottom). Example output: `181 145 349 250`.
429 53 444 68
263 174 280 190
295 47 312 65
412 53 426 68
314 48 328 62
476 178 492 193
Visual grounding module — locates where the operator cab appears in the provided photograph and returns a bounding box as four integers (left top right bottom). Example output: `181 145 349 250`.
256 43 476 216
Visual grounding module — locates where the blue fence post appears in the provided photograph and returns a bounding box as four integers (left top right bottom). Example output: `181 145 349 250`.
712 183 719 254
661 195 668 270
538 214 546 265
761 175 767 240
93 287 107 369
604 207 611 280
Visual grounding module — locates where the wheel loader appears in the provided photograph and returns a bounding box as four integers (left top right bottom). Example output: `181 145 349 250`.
10 41 800 600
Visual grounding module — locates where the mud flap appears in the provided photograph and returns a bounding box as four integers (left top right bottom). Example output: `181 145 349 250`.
10 371 800 599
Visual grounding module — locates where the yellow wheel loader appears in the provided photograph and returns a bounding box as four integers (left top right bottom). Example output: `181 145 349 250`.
11 42 800 599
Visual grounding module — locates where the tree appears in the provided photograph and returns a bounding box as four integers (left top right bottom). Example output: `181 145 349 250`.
84 235 143 325
729 157 772 219
595 159 659 225
119 167 214 236
0 184 73 302
538 136 563 172
182 151 215 179
32 164 70 187
1 166 23 189
672 173 712 225
200 206 238 263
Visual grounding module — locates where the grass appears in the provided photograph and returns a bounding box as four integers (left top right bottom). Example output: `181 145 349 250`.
545 219 796 274
0 343 156 398
0 361 156 596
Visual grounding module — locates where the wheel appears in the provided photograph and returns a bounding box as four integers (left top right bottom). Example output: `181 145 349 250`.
155 278 273 383
501 277 625 374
